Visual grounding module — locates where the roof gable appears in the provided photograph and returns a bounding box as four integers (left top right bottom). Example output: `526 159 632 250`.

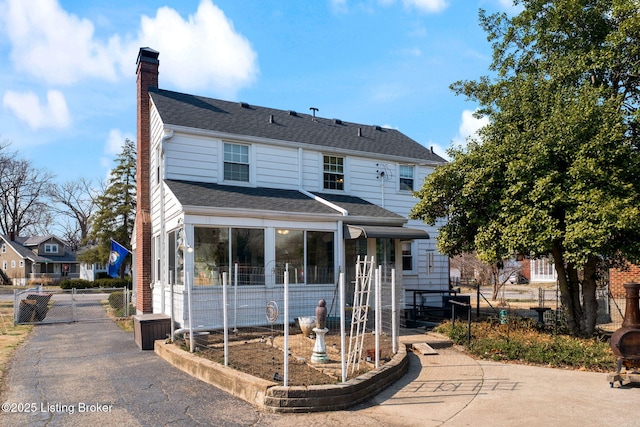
149 88 447 163
23 235 66 247
0 234 76 263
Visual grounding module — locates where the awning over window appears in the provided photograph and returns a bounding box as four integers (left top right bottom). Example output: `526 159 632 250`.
344 225 429 240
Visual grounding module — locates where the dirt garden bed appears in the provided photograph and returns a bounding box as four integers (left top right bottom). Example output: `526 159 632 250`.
174 328 395 386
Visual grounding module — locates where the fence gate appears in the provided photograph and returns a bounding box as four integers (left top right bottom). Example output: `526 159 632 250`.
14 287 131 324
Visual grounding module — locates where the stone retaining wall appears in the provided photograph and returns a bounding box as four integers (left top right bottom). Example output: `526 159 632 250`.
155 340 408 413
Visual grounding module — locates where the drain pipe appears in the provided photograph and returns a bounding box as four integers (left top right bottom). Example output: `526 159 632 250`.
159 129 174 314
187 271 194 352
170 271 175 341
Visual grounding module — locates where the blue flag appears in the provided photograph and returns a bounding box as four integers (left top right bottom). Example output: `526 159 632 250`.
108 240 129 278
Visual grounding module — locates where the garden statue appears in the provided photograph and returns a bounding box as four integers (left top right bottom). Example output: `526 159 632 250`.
311 299 329 363
315 299 327 329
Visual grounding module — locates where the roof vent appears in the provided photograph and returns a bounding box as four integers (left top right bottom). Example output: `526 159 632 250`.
374 125 382 131
288 110 297 116
239 102 250 108
269 114 274 123
358 127 362 137
333 118 342 125
310 107 318 121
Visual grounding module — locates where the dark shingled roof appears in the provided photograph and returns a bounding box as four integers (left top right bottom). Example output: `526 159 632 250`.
1 235 77 263
149 88 447 163
165 180 403 220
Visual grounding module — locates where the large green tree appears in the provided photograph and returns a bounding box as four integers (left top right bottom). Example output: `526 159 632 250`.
79 139 136 277
410 0 640 336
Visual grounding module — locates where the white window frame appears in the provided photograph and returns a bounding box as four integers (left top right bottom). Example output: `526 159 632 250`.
1 243 5 253
399 164 414 192
322 155 345 191
223 142 250 183
401 241 414 272
44 243 59 253
19 260 24 267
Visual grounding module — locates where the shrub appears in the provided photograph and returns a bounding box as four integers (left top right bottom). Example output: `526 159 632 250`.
435 319 616 372
93 277 133 289
108 291 123 308
59 279 94 289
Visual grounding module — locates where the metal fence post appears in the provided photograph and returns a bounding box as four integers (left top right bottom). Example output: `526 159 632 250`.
72 288 77 322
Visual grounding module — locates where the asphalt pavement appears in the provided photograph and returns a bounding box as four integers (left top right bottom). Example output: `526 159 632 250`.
1 318 639 426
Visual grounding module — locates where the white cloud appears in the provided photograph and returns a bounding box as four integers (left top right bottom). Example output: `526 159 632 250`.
403 0 448 13
0 0 258 97
105 129 134 156
101 129 134 182
452 109 490 146
496 0 525 13
134 0 258 97
330 0 349 14
380 0 448 13
1 0 119 85
2 90 70 130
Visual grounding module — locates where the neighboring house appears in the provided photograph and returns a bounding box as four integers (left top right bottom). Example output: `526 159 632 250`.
527 257 558 283
133 48 449 327
0 234 79 286
79 262 108 281
610 264 640 298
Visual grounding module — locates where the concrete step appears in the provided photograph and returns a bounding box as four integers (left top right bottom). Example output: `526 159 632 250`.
413 342 438 355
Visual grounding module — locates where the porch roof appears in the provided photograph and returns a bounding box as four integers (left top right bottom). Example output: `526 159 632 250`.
344 224 429 240
165 180 404 221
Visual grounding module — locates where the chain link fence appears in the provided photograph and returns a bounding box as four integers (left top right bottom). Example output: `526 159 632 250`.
14 287 132 324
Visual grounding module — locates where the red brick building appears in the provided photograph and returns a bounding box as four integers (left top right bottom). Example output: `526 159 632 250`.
609 265 640 298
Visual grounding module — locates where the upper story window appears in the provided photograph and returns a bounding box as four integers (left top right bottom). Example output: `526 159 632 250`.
1 243 5 253
323 155 344 190
224 143 249 182
399 165 414 191
44 243 59 254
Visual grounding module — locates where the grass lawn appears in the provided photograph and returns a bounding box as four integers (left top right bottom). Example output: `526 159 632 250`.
0 300 32 389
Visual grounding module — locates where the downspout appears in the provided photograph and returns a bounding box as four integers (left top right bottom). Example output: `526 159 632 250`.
297 148 347 284
160 129 174 313
297 148 348 216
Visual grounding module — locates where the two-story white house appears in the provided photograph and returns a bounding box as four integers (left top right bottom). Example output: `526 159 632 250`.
134 47 448 329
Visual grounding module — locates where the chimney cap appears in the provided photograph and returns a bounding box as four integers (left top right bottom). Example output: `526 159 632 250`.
137 47 159 65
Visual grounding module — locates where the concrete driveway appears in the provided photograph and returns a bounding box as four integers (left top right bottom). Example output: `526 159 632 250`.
1 318 639 426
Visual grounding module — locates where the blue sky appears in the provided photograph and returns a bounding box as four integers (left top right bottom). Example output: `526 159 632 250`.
0 0 519 183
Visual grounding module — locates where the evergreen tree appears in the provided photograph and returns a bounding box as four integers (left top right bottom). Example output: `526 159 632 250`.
79 139 136 277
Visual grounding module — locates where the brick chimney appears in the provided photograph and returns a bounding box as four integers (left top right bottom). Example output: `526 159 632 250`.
135 47 159 313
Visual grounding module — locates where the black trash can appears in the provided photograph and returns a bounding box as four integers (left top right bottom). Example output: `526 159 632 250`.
133 314 172 350
18 299 37 323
